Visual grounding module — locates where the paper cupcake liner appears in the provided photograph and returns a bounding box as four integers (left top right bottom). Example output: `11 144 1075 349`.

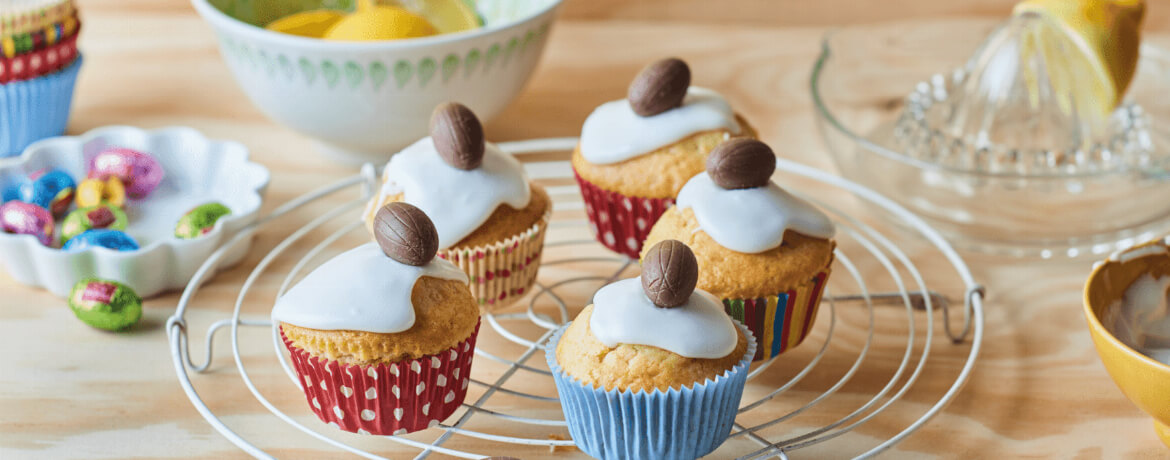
0 56 81 158
280 321 480 435
0 30 78 83
2 13 79 58
546 321 757 460
724 267 832 362
573 169 674 259
1 1 76 38
438 213 549 312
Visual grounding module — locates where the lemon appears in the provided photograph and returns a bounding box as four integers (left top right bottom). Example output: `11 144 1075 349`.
1013 0 1145 116
265 9 345 38
324 2 438 41
399 0 482 34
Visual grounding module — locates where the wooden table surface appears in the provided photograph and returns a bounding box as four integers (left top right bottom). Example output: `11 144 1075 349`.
3 0 1169 458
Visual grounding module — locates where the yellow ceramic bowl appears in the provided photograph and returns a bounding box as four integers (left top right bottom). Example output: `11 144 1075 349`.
1083 239 1170 448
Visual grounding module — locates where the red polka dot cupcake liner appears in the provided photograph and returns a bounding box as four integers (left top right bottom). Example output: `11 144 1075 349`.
438 212 549 312
573 169 674 259
280 321 480 435
0 30 78 84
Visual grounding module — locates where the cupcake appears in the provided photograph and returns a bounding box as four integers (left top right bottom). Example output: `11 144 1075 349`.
1 0 82 157
548 240 756 459
641 139 836 361
274 202 480 435
364 102 550 311
572 57 757 258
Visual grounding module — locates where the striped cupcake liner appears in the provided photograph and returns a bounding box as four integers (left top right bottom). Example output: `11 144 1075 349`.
438 212 549 312
2 13 78 57
1 55 81 158
0 29 77 83
546 321 757 460
280 321 480 435
573 169 673 259
723 267 832 362
1 0 76 38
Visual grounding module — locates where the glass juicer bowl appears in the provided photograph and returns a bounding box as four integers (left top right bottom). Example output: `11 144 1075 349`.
811 13 1170 259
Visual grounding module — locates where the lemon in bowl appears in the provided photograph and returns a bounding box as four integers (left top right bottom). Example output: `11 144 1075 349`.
192 0 562 165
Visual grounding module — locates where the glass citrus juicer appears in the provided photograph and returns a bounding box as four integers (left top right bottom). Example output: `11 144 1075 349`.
812 0 1170 258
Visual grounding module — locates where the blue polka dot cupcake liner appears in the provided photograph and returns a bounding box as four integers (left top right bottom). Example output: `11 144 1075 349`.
1 55 82 158
545 321 757 459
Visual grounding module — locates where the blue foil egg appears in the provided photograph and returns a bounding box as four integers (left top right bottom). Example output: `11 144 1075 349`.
63 229 139 252
20 169 76 217
1 181 22 203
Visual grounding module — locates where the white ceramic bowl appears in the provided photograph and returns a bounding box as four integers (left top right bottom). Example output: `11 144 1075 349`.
192 0 562 165
0 126 270 298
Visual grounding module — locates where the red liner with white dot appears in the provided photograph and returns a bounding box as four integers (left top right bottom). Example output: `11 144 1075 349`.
280 322 479 435
573 169 674 259
0 29 78 84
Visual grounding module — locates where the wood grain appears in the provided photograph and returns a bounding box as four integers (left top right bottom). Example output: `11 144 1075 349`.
1 0 1167 458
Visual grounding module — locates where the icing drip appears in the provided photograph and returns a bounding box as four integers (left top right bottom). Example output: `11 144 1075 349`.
675 173 835 254
1108 273 1170 365
271 243 468 333
589 277 737 359
579 87 741 165
376 138 531 248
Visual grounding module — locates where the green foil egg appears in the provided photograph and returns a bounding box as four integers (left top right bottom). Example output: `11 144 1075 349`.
60 203 128 244
68 279 143 331
175 202 231 239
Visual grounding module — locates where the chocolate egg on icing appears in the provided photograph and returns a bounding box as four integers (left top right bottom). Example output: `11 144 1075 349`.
706 138 776 190
63 229 139 252
20 169 75 217
77 176 126 208
373 202 439 266
430 102 485 170
641 239 699 308
89 147 164 198
0 201 54 246
628 58 692 117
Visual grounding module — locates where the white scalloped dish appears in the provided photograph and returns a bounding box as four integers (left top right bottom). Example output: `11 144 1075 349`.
0 126 270 298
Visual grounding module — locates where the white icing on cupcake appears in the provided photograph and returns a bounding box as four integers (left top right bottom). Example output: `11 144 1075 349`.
374 138 531 248
589 277 737 359
675 173 835 254
272 243 468 334
579 87 741 165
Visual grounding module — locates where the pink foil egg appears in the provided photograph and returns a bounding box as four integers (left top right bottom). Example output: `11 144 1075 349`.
88 148 164 198
0 201 54 246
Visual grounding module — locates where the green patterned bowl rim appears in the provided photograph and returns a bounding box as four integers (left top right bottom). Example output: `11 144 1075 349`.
190 0 562 51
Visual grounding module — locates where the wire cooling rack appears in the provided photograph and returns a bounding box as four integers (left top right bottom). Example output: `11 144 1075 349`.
167 137 985 459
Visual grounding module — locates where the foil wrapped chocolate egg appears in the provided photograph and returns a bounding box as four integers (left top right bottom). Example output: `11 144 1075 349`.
60 204 128 244
68 279 143 331
20 169 76 217
76 176 126 208
0 201 54 245
62 229 139 252
88 147 164 198
174 202 231 239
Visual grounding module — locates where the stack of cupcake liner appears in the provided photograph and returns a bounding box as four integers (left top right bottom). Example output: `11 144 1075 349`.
1 0 82 158
547 322 758 459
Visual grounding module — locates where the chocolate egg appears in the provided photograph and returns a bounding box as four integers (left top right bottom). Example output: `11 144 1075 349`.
174 202 231 239
373 202 439 266
68 279 143 331
76 176 126 208
20 169 76 217
89 147 164 198
628 58 692 117
0 201 54 245
60 204 128 244
63 229 139 252
431 102 485 170
641 239 699 308
706 138 776 190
